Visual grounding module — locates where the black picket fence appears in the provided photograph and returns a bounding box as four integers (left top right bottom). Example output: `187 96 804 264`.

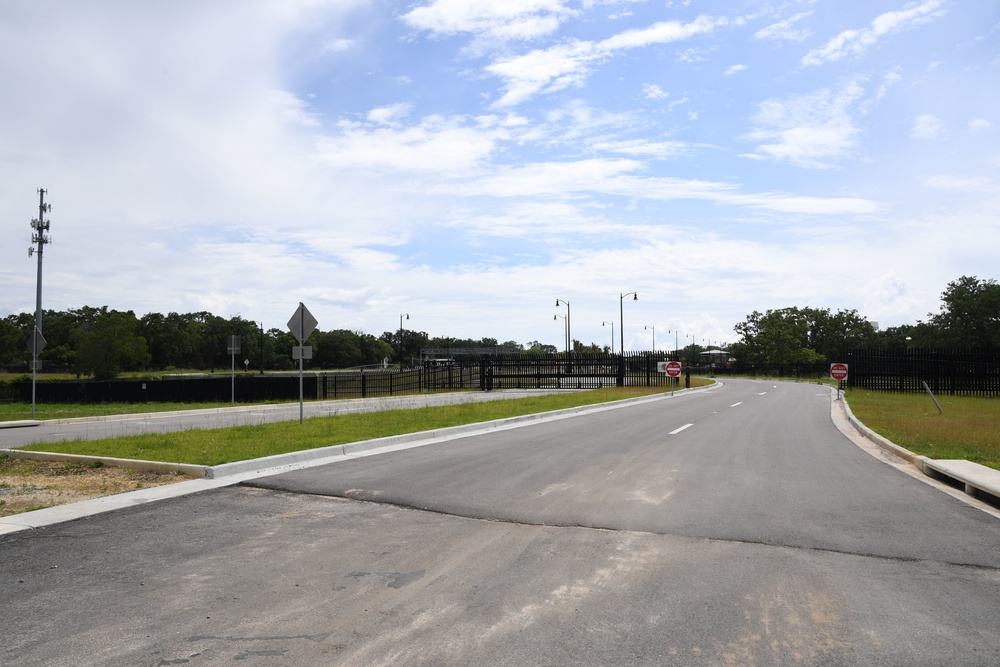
846 348 1000 397
11 374 314 404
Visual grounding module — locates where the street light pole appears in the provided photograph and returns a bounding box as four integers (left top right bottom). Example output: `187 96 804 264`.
602 321 615 352
555 299 570 356
645 325 655 353
398 313 410 361
553 313 567 355
619 292 637 355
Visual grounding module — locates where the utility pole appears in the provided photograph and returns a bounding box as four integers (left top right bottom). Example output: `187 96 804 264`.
28 189 52 418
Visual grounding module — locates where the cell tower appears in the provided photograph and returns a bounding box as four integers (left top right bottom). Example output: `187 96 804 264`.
29 189 51 334
28 189 51 417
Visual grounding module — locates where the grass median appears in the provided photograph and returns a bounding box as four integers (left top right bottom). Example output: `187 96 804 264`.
15 385 705 466
845 388 1000 470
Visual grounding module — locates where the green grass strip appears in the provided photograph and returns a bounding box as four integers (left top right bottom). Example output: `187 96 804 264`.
19 386 701 466
845 388 1000 470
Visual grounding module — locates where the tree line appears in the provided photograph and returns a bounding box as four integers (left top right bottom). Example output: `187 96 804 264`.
0 306 559 380
728 275 999 371
1 275 995 380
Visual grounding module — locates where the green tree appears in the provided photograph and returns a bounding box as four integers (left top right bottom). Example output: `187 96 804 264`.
734 306 878 369
926 275 1000 348
74 310 151 380
526 340 558 354
0 316 25 367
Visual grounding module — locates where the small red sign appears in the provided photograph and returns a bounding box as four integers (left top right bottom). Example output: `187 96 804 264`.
830 363 848 381
665 361 683 377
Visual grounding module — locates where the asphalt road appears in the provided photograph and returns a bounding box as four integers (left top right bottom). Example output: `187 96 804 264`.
3 379 999 666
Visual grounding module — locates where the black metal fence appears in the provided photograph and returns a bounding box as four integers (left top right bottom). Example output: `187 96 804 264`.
10 374 314 404
5 353 686 404
846 348 1000 397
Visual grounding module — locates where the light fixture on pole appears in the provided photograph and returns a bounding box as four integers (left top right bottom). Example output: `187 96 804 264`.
553 313 567 355
555 299 571 356
602 321 615 352
645 325 655 353
619 292 637 355
398 312 410 358
668 329 679 359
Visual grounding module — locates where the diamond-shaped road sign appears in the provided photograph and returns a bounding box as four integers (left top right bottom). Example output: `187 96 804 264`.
27 327 46 354
287 303 318 344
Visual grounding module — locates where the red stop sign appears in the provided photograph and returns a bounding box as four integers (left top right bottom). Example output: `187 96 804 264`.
665 361 683 377
830 363 848 381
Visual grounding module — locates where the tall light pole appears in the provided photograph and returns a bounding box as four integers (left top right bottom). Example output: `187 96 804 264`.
602 320 615 352
645 325 656 353
398 312 410 360
555 299 570 356
668 329 679 359
619 292 637 355
28 189 51 419
553 314 567 355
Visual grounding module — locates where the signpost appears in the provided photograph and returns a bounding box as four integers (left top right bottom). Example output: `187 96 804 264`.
657 360 683 395
228 335 241 406
287 303 318 424
830 362 848 399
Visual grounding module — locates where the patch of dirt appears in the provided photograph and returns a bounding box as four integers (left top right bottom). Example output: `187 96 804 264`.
0 457 187 518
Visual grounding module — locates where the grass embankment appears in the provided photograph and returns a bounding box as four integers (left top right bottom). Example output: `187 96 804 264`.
16 384 707 467
845 388 1000 470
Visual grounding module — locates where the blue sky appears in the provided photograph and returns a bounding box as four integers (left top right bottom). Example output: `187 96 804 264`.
2 0 998 352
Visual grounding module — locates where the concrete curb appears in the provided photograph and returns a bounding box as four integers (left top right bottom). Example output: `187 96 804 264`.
0 420 41 429
838 393 928 467
838 390 1000 506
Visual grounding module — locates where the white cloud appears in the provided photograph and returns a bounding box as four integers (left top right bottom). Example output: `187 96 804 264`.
317 115 501 174
400 0 574 45
597 15 725 51
367 103 413 125
589 138 690 159
802 0 947 67
268 90 321 127
324 38 355 53
920 175 994 193
969 118 994 132
911 114 943 139
724 64 749 75
486 41 597 107
487 15 726 107
643 83 669 99
754 11 814 42
743 81 866 168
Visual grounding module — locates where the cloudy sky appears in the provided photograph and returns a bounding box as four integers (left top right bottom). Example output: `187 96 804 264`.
2 0 998 351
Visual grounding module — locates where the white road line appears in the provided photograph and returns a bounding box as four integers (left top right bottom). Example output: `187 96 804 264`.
730 402 743 407
669 424 693 435
757 392 767 396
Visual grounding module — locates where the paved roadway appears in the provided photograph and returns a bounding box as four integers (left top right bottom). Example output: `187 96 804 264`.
2 379 999 666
